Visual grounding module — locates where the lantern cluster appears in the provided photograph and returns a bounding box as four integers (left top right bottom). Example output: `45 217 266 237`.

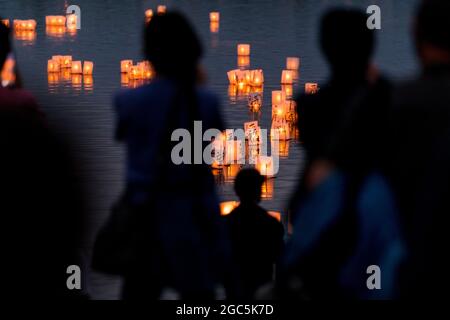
11 19 36 42
120 60 154 88
227 69 264 98
13 19 37 31
45 14 78 37
48 55 94 75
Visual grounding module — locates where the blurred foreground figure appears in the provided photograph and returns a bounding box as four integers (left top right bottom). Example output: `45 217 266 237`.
0 21 86 298
93 12 230 300
387 0 450 298
283 9 405 299
224 169 284 299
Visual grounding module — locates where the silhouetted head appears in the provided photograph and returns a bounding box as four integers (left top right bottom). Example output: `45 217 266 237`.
320 9 374 79
144 12 203 81
0 19 11 70
415 0 450 67
234 168 264 204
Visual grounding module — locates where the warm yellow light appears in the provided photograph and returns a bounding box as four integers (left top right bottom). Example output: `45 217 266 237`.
286 57 300 71
71 61 82 74
120 60 133 73
268 211 281 222
281 70 294 84
237 44 250 56
1 19 9 28
209 12 220 23
157 5 167 15
83 61 94 75
47 59 60 73
62 56 73 68
145 9 154 19
305 82 319 94
220 201 240 216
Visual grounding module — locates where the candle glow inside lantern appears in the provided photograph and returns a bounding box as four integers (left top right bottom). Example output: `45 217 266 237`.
271 119 291 141
282 84 293 98
1 19 9 28
47 59 60 73
209 12 220 23
14 19 37 30
71 61 82 74
286 57 300 71
220 201 239 216
305 82 319 94
14 30 36 41
272 90 286 106
250 69 264 87
128 65 143 80
237 44 250 56
46 26 66 37
66 14 77 28
46 15 66 26
61 56 72 68
157 5 167 15
83 61 94 75
71 74 82 86
281 70 294 84
121 60 133 73
255 156 275 177
261 179 274 199
248 92 262 113
145 9 154 21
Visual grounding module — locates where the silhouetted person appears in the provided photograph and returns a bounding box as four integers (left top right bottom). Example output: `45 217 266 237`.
0 21 86 298
92 12 229 300
282 9 404 300
386 0 450 298
224 169 284 299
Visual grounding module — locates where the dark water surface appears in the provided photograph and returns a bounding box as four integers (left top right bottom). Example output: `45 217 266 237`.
1 0 418 299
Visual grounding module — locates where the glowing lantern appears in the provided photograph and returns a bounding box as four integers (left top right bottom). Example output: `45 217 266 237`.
14 19 37 31
248 93 262 113
305 83 319 94
273 140 290 158
46 15 66 26
281 70 294 84
244 121 259 141
227 69 243 85
61 56 73 68
145 9 154 21
157 5 167 15
237 55 250 68
237 44 250 56
61 69 71 81
84 75 93 91
250 69 264 86
224 164 242 182
282 84 293 98
209 12 220 23
71 61 82 74
272 90 286 106
220 201 239 216
286 57 300 71
67 24 77 35
1 19 9 28
121 60 133 73
121 73 129 86
71 74 82 90
47 59 60 73
83 61 93 75
1 56 15 87
268 211 281 222
255 156 275 177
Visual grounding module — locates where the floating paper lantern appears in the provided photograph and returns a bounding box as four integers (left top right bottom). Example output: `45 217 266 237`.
286 57 300 71
244 121 259 140
14 19 37 31
282 84 293 98
261 179 274 200
83 61 94 75
271 120 291 141
47 59 60 73
250 69 264 86
61 56 72 68
61 69 71 81
268 211 281 222
305 82 319 94
145 9 154 20
209 12 220 23
157 5 167 15
274 140 290 158
71 61 82 74
120 60 133 73
220 201 239 216
1 19 9 28
237 44 250 56
272 90 286 106
47 72 59 85
248 93 262 113
227 69 241 85
71 74 82 85
281 70 294 84
225 140 243 165
255 156 275 177
46 15 66 26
